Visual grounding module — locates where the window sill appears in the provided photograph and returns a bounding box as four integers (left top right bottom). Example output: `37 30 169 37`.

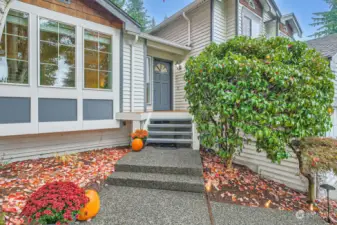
0 82 30 87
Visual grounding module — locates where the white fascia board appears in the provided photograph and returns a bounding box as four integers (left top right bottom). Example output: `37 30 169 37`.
95 0 141 33
127 31 191 52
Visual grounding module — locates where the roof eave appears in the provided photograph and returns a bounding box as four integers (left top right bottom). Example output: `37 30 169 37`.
96 0 141 33
282 13 303 38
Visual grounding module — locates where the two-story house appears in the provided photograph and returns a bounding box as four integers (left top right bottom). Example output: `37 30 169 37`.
0 0 305 191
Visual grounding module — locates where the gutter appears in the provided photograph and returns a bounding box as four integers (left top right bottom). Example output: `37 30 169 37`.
182 12 191 47
126 31 192 51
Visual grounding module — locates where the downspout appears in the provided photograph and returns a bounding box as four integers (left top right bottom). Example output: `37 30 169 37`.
276 18 279 36
143 39 147 112
210 0 214 42
182 12 191 47
130 34 139 112
235 0 239 36
120 30 124 113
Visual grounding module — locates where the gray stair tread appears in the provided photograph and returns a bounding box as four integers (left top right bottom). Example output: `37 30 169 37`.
148 124 192 128
150 118 192 122
109 171 204 185
148 131 192 135
147 138 193 144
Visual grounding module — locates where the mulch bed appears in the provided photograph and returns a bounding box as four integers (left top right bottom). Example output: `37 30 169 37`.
201 149 337 224
0 147 130 225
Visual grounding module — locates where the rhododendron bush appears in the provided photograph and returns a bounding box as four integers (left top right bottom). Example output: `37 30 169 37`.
185 36 334 169
21 182 89 225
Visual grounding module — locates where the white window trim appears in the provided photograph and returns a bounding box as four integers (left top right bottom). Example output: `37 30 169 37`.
241 7 262 38
240 2 262 20
283 25 288 33
146 56 153 105
246 0 256 9
0 9 30 87
82 28 114 91
0 1 121 136
37 16 77 89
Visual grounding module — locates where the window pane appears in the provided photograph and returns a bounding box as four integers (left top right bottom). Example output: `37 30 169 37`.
99 34 111 52
6 60 28 84
85 69 98 88
40 64 58 86
40 64 75 87
146 83 150 103
99 71 111 89
59 23 75 46
59 45 75 67
7 35 28 60
243 16 252 37
6 10 28 37
84 30 98 50
40 42 58 64
85 50 98 69
99 52 111 71
0 35 5 57
0 10 29 85
40 18 58 43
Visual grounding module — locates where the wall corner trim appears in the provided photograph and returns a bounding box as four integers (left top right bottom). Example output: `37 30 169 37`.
120 30 124 113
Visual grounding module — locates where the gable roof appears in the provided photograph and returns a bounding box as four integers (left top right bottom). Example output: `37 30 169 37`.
96 0 141 33
307 34 337 59
281 13 303 38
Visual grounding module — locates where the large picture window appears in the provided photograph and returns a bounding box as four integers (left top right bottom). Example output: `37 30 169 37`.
84 30 112 90
39 18 76 87
0 10 29 85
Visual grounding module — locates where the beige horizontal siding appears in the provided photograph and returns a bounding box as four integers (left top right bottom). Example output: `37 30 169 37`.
235 141 308 191
0 122 131 162
123 35 145 113
213 0 226 44
226 0 236 39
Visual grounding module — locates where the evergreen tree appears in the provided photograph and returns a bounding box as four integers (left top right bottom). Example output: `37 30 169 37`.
310 0 337 37
151 17 156 29
125 0 150 31
110 0 126 8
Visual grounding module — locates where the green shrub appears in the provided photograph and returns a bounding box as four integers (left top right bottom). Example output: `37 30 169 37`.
185 36 334 168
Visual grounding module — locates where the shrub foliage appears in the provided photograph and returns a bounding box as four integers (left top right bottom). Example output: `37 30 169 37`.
185 36 334 167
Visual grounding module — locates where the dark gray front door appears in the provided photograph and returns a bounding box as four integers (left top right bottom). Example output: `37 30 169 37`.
153 60 171 111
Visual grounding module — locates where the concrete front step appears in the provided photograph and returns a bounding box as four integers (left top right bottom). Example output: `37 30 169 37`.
107 171 205 193
115 163 202 176
147 138 193 144
150 118 192 122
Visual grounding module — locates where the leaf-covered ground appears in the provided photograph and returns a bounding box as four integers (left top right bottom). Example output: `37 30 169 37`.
0 148 130 225
201 149 337 224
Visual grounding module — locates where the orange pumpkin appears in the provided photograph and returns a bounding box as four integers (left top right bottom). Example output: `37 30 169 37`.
77 190 100 221
132 138 144 151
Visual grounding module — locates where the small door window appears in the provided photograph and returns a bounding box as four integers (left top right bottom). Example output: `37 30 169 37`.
155 63 168 73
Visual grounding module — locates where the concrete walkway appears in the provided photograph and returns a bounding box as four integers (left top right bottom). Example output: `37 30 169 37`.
83 147 326 225
84 186 325 225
